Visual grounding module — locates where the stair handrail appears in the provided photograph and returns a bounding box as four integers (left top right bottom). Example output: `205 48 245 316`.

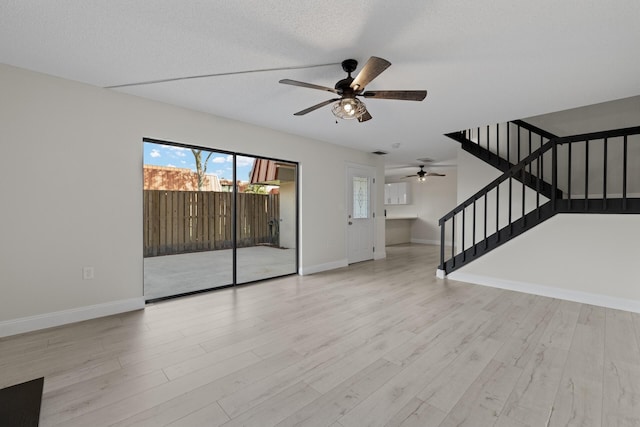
439 139 555 223
511 119 558 141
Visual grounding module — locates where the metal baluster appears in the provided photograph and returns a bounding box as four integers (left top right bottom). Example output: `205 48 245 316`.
451 215 455 267
496 123 500 161
552 142 558 212
507 122 511 164
568 143 572 210
522 168 526 226
536 152 541 218
462 208 466 261
528 130 532 178
623 136 628 210
509 174 513 235
585 140 589 210
483 191 488 249
603 137 608 209
517 125 521 162
540 147 544 193
487 126 490 153
496 185 500 241
472 201 476 255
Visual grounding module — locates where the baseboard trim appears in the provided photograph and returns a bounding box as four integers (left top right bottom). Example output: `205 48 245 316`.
299 259 348 276
374 250 387 260
447 272 640 314
0 297 145 338
410 238 440 245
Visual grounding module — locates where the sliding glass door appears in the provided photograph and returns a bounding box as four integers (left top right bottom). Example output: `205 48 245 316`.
143 140 297 301
236 157 298 284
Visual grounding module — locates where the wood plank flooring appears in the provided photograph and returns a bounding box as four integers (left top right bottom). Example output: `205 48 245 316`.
1 244 639 426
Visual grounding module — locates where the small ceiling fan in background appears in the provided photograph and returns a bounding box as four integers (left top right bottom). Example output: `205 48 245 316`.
405 165 446 182
279 56 427 122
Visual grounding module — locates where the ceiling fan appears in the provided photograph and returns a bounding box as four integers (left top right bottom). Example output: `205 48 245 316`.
406 165 445 181
279 56 427 122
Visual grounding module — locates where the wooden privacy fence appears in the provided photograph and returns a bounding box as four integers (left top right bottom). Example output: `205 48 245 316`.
144 190 280 257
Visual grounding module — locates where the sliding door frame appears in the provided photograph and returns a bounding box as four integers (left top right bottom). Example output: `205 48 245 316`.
142 137 299 302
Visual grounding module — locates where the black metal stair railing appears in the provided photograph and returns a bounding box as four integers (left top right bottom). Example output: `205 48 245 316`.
446 120 560 199
439 125 640 275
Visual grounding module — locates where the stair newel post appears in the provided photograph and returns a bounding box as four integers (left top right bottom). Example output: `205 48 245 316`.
552 140 558 212
439 218 445 271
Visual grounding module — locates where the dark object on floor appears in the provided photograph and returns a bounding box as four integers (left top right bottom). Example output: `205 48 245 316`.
0 377 44 427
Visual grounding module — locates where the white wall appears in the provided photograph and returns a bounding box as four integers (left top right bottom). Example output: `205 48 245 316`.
525 95 640 198
385 169 457 245
449 214 640 312
0 64 385 333
526 95 640 136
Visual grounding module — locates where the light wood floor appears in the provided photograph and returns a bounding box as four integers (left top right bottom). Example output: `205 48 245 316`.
2 244 640 426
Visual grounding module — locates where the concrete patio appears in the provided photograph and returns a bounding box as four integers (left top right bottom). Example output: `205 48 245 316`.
143 246 296 300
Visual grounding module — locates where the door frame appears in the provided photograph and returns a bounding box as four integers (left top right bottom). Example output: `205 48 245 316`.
345 162 378 264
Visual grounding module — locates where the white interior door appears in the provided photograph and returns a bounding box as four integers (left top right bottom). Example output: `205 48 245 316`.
347 165 375 264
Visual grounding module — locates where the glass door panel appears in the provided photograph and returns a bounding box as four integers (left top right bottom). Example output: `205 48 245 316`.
236 156 297 284
143 142 234 300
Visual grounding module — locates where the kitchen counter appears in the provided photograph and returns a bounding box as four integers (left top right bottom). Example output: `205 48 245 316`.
385 214 418 220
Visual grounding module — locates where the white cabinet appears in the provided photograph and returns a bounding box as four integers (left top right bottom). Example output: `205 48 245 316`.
384 182 411 205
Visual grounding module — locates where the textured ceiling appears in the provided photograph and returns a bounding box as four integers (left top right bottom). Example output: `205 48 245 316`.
2 1 639 179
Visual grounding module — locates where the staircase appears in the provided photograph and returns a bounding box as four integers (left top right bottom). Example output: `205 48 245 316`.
438 121 640 276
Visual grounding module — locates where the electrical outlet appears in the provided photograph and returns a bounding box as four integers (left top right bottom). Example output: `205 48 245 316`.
82 266 94 280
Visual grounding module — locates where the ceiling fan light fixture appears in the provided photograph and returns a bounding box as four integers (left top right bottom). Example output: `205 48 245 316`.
332 98 366 120
418 176 427 182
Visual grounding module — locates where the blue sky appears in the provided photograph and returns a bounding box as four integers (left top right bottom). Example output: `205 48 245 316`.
143 142 255 181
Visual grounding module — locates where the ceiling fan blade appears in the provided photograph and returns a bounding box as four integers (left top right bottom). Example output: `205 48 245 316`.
362 90 427 101
426 172 446 177
358 110 373 123
279 79 339 94
350 56 391 90
293 98 340 116
405 174 417 178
